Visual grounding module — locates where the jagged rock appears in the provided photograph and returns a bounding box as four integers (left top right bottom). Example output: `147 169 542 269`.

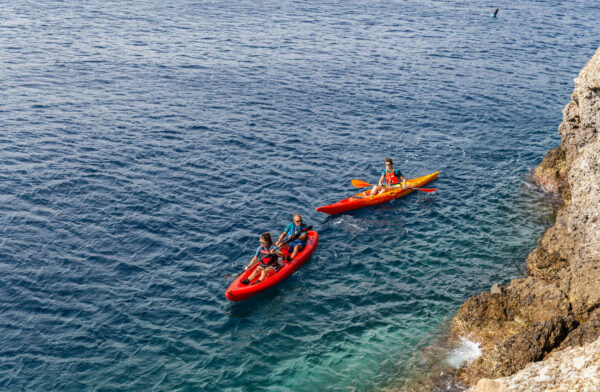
560 142 600 316
559 307 600 350
451 277 572 349
468 336 600 392
459 316 576 384
525 217 573 283
535 47 600 202
490 283 501 295
468 379 509 392
533 146 567 194
450 46 600 388
534 46 600 202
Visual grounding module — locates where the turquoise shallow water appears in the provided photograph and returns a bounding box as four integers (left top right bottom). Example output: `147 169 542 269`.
1 1 599 390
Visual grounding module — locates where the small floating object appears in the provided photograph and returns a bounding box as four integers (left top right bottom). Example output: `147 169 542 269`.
491 7 499 18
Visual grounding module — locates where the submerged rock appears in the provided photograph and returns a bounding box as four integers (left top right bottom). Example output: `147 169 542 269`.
450 46 600 388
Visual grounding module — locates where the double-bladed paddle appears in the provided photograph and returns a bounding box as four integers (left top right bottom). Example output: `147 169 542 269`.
350 179 436 192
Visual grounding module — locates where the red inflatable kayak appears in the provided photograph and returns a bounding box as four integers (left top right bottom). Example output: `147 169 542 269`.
316 171 439 215
225 231 319 301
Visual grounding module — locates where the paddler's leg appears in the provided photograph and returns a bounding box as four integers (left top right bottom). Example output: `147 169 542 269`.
283 244 292 262
242 266 263 284
377 185 388 195
369 185 381 196
290 243 304 260
258 266 274 282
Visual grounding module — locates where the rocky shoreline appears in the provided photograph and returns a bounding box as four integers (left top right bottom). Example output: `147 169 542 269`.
450 47 600 391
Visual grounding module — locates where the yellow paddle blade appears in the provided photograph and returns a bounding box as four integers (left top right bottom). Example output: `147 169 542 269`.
351 179 372 188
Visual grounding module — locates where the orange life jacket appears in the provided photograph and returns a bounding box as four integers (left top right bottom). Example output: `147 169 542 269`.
385 169 398 185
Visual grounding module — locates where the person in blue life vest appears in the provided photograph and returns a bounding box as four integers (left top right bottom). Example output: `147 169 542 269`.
241 232 283 285
369 157 407 196
276 214 307 262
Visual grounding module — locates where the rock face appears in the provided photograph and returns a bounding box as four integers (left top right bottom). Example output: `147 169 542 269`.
450 47 600 387
467 336 600 392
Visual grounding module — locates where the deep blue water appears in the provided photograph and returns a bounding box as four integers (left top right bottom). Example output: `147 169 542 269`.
1 1 599 391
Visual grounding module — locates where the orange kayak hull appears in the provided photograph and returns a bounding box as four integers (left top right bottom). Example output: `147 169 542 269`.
225 231 319 301
316 171 439 215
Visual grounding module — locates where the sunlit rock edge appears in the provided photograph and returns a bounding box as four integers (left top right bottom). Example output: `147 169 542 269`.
449 46 600 390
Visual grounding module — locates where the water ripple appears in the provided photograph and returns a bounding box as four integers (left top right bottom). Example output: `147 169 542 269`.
0 0 597 391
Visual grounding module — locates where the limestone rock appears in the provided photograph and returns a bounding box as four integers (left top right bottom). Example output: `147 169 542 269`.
490 283 501 295
459 316 576 384
559 307 600 350
525 216 573 283
468 378 510 392
533 46 600 202
533 145 566 194
451 277 572 348
450 46 600 388
467 336 600 392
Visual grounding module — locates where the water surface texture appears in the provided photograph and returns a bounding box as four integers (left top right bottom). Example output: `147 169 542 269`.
1 1 599 390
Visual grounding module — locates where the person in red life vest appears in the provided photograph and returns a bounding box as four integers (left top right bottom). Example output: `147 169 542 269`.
369 157 407 196
241 232 283 285
276 214 307 262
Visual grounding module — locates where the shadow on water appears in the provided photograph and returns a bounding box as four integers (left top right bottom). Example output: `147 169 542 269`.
226 286 284 318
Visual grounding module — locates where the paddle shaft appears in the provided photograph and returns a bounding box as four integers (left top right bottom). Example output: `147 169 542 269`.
351 179 436 192
228 226 313 279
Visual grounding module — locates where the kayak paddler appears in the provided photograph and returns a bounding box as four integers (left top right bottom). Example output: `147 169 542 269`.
369 157 407 196
241 232 283 285
276 214 307 262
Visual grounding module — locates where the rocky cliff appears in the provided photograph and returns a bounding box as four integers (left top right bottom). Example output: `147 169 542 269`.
468 336 600 392
449 46 600 389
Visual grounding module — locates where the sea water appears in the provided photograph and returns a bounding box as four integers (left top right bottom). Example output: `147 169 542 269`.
1 1 599 390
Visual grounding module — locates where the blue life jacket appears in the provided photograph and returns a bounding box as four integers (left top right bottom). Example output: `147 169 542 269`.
287 223 307 243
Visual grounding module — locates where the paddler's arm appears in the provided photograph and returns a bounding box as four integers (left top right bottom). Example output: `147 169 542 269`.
276 231 287 247
273 249 285 267
400 176 407 188
377 174 385 186
245 255 258 270
268 247 284 265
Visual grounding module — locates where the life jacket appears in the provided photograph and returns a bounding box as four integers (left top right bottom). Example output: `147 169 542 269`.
259 245 278 265
287 224 306 242
385 169 399 185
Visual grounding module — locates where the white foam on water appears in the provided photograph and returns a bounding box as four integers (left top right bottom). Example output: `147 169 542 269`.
332 215 366 233
445 337 482 368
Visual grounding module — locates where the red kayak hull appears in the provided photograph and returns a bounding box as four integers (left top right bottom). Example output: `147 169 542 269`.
316 171 439 215
225 231 319 301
